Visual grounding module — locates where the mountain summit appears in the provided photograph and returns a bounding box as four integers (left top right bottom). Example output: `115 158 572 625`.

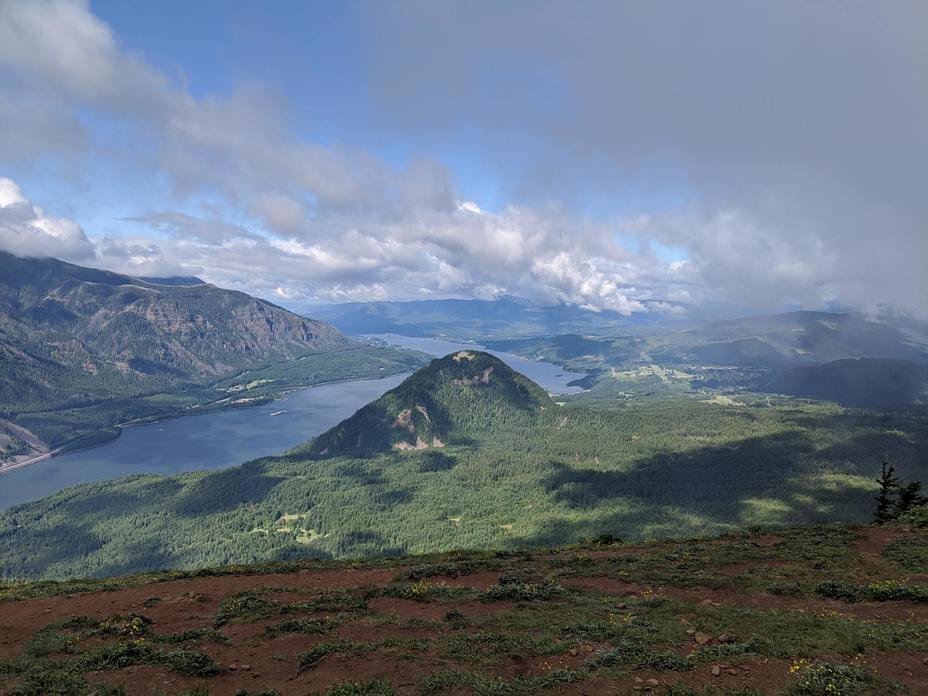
308 350 551 455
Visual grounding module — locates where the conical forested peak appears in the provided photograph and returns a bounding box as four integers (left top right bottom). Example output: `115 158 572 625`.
307 350 551 455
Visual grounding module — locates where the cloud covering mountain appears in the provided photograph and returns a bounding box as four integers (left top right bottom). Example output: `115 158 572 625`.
0 0 924 317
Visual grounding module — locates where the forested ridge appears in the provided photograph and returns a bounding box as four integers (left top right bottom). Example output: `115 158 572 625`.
2 352 925 580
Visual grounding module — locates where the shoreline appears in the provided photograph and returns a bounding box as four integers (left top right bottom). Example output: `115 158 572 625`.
0 448 60 475
0 369 414 477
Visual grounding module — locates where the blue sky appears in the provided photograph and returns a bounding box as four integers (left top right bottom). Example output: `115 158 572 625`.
82 0 691 220
0 1 925 316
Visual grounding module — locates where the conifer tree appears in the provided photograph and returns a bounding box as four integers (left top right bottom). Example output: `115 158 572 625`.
895 480 928 517
873 461 899 524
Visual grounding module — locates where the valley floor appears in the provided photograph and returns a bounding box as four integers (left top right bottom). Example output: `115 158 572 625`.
1 521 927 695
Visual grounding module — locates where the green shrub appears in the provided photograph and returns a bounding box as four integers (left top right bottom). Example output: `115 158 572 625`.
864 579 928 602
299 640 359 671
895 506 928 528
591 533 623 545
589 640 694 672
73 642 217 676
322 680 396 696
785 659 873 695
213 591 280 626
407 561 477 580
444 608 465 622
288 589 367 614
883 534 928 572
815 581 861 602
265 617 338 637
481 578 563 602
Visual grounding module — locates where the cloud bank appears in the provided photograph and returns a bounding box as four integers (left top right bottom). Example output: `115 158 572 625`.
0 0 924 316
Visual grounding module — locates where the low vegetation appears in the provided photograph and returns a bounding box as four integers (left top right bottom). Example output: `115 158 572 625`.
0 522 925 694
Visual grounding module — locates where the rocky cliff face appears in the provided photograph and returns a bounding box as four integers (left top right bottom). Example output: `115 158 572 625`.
0 251 347 379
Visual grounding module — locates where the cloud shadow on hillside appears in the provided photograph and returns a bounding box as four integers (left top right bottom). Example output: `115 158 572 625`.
514 429 891 547
173 461 283 516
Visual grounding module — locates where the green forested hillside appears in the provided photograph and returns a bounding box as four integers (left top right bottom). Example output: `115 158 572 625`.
2 353 925 580
305 350 551 455
0 252 425 455
761 358 928 407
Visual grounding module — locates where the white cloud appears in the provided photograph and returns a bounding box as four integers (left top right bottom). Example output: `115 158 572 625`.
1 1 922 316
0 177 95 260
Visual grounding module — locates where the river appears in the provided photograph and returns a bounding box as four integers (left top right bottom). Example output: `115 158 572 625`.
0 336 583 511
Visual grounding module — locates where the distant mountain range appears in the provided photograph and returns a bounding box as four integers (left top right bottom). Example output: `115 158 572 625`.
0 252 423 459
487 311 928 370
309 296 664 340
480 310 928 406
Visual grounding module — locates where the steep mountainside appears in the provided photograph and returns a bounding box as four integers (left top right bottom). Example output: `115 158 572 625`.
0 251 345 380
761 358 928 407
0 252 424 454
306 351 551 455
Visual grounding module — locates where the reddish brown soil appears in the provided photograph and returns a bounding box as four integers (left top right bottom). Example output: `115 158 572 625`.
855 525 898 559
366 596 513 622
3 525 928 695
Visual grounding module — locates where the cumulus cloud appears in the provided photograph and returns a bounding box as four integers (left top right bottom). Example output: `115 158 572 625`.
119 200 675 314
0 0 923 316
360 0 928 314
0 178 94 260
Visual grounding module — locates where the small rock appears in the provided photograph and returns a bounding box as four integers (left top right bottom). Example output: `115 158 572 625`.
717 633 735 644
569 648 579 656
924 657 928 665
616 603 628 609
685 628 696 636
633 675 644 683
727 668 738 676
252 673 261 678
711 665 721 676
646 678 660 687
228 664 237 671
241 664 251 671
694 632 713 645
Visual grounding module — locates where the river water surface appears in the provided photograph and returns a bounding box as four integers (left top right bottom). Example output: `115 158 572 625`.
0 335 582 510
